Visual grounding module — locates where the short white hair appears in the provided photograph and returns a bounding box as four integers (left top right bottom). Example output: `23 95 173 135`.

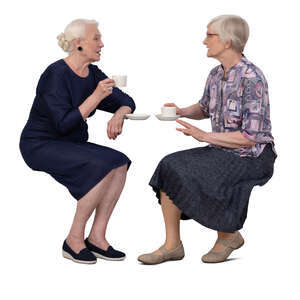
57 19 99 53
208 15 249 53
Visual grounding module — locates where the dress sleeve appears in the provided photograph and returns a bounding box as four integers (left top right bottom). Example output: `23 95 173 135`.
92 66 136 113
240 77 272 143
198 74 211 118
39 70 85 135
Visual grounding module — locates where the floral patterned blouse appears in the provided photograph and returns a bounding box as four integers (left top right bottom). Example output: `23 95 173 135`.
199 56 276 158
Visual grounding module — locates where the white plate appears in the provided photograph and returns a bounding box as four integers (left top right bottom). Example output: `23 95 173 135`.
125 114 150 120
155 114 181 121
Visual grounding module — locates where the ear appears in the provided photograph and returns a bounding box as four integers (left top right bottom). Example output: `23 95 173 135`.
73 38 81 48
224 39 232 49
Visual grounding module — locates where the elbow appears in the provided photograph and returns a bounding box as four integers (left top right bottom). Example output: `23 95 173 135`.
126 96 136 113
123 99 135 113
52 109 84 135
131 102 136 113
55 118 76 135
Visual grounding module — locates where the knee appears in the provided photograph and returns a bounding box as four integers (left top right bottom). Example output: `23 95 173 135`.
160 153 176 169
163 152 178 163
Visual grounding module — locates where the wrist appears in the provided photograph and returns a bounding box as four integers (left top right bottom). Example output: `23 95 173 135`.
93 90 103 102
115 106 131 117
180 107 187 117
203 132 212 143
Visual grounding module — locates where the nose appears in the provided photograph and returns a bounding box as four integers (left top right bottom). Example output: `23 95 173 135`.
203 38 207 45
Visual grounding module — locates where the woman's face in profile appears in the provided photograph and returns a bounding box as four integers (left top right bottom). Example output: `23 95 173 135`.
203 25 226 59
81 24 104 62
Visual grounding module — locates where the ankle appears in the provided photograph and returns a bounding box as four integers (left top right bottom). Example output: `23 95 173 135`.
65 236 86 254
87 235 106 244
164 240 181 250
66 234 83 243
87 236 109 250
218 231 237 240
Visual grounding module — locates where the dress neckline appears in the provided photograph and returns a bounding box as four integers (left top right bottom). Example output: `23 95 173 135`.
61 59 91 79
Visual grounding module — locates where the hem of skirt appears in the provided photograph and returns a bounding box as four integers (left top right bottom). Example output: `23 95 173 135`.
73 159 131 200
150 183 241 233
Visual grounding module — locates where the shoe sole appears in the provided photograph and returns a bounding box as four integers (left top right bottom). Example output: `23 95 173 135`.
62 250 97 264
138 256 185 265
91 251 126 261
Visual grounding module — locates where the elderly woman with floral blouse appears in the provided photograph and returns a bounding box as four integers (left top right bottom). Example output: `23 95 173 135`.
138 15 276 264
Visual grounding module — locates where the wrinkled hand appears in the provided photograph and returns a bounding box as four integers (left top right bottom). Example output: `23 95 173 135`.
107 113 125 140
176 119 208 142
164 103 184 116
95 78 115 100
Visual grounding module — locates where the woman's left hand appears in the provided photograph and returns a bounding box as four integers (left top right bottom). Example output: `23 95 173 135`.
176 119 208 142
107 106 132 140
107 114 125 140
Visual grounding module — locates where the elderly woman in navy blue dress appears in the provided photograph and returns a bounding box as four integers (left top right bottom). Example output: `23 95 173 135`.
138 15 276 264
20 19 135 264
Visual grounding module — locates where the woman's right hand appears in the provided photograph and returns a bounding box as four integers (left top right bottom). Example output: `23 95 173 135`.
164 103 184 116
94 78 115 100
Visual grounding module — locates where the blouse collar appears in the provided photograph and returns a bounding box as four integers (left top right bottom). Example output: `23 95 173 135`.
218 55 247 80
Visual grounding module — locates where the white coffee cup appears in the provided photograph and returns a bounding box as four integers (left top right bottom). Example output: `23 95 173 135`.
112 75 127 88
161 106 177 117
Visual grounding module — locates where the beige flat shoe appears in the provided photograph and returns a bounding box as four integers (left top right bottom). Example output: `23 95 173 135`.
202 231 244 263
138 242 185 265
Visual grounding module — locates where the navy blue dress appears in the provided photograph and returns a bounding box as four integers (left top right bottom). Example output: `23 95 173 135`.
20 59 136 200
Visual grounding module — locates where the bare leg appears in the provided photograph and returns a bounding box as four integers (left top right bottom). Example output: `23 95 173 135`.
160 192 236 252
88 164 128 250
161 191 182 249
66 168 116 253
151 190 182 255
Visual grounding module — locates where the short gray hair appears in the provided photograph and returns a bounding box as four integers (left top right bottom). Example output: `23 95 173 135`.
57 19 99 53
208 15 249 53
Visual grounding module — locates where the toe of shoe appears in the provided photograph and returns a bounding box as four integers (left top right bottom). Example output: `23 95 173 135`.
201 254 211 263
137 254 147 262
114 250 126 258
201 252 222 263
137 254 155 264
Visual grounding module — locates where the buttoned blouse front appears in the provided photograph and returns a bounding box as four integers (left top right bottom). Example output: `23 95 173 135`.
199 56 276 158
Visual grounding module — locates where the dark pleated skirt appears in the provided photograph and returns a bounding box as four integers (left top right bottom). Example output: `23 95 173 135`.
149 143 276 233
20 139 131 200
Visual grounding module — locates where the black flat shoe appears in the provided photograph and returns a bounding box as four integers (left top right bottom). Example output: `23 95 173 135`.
85 238 126 261
62 240 97 264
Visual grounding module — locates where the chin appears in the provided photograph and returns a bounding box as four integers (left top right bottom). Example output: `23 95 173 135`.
207 51 217 58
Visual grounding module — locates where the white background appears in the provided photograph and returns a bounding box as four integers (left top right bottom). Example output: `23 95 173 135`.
1 0 299 299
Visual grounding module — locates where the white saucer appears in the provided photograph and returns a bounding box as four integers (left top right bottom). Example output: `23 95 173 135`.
155 114 181 121
125 114 150 120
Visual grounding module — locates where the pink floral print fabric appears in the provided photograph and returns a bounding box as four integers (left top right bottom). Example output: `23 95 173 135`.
199 56 276 157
